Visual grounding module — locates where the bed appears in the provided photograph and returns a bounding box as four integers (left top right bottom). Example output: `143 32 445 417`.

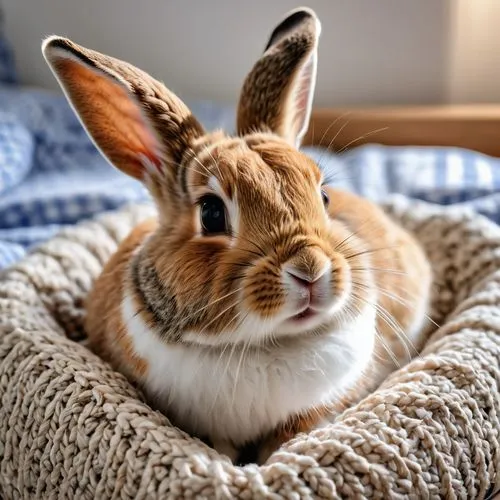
0 27 499 500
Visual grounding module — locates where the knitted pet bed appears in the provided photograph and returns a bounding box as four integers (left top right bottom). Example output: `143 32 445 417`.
0 196 499 499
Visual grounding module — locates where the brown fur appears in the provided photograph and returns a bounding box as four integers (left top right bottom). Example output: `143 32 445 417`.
43 7 432 465
85 218 158 377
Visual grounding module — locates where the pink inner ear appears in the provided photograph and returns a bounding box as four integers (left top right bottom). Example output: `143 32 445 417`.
53 56 163 180
284 54 316 148
297 72 312 114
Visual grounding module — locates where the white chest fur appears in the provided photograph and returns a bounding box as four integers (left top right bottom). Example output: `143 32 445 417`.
121 293 375 446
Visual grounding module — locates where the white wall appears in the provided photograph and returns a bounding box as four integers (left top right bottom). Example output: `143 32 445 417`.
3 0 452 107
447 0 500 103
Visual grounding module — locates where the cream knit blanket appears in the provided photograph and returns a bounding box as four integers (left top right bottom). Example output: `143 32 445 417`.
0 196 498 499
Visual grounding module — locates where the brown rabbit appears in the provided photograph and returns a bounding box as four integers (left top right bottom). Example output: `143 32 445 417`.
42 7 431 464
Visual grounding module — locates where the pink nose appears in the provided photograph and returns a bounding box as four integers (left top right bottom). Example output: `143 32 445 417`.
285 266 329 292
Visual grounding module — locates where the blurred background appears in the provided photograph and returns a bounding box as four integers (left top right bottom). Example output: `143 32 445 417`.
3 0 500 106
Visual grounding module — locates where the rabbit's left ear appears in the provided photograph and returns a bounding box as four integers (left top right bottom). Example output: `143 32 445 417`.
42 36 204 182
236 7 321 148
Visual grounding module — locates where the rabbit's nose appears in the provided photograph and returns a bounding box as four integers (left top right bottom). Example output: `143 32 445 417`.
283 251 331 305
285 267 326 289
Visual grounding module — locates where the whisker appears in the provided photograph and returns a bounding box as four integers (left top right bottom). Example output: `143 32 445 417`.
326 118 352 152
168 156 210 180
131 277 217 320
384 284 440 330
209 311 245 411
335 127 389 154
321 171 359 186
375 304 415 359
188 166 211 179
352 292 406 367
189 149 213 176
318 111 353 148
315 117 354 171
184 287 244 323
373 328 401 367
352 277 439 329
204 145 224 182
344 245 400 261
345 301 400 366
230 314 253 405
198 299 240 335
349 266 408 276
351 285 417 359
216 309 254 408
333 229 363 253
315 113 354 168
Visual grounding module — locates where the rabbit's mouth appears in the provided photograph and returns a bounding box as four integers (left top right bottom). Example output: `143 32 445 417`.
281 305 328 331
273 287 351 337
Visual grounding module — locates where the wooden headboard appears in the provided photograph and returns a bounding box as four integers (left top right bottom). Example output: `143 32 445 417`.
304 105 500 157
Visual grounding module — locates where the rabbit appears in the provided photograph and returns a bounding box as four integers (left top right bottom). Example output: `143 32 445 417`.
42 7 432 465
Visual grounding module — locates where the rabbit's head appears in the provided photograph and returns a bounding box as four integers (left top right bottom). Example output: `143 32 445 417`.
43 8 373 346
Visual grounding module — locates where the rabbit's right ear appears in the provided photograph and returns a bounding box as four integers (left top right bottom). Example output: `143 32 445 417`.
237 8 321 148
42 36 204 181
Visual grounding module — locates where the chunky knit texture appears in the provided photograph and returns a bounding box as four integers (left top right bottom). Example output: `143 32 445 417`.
0 197 499 499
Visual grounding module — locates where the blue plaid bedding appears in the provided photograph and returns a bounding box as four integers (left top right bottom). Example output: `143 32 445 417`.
1 34 500 270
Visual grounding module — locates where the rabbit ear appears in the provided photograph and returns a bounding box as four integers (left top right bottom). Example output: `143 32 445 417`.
236 7 321 148
42 36 204 181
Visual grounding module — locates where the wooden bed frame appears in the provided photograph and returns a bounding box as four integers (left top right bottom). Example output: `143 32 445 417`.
304 104 500 157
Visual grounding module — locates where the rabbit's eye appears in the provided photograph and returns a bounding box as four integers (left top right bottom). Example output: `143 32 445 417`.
199 195 228 235
321 189 330 207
